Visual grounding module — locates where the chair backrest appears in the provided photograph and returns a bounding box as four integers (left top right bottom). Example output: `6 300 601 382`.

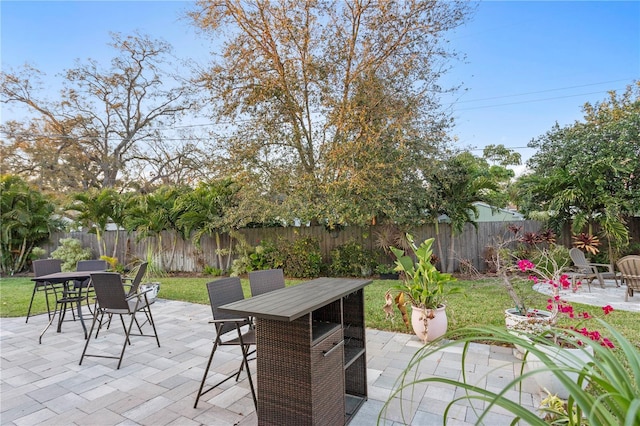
76 260 108 271
249 268 285 297
90 272 130 311
569 248 588 267
127 262 149 295
33 259 62 278
617 255 640 290
207 277 246 335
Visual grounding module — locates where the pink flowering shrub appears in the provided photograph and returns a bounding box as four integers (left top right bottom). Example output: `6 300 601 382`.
517 258 615 348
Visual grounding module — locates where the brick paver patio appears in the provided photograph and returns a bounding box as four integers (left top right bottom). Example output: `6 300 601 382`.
1 299 541 425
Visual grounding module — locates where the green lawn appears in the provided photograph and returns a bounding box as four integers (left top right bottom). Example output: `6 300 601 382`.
2 275 638 346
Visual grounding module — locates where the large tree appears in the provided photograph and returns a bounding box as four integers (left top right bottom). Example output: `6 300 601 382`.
1 32 197 192
519 82 640 256
188 0 473 226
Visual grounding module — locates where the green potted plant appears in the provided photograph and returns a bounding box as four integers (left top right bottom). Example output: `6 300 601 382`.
383 234 461 343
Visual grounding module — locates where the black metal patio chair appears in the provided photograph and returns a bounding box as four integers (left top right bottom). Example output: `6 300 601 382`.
194 277 257 409
27 259 62 323
79 272 160 369
249 268 285 297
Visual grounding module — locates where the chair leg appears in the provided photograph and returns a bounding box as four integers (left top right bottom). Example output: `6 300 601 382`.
79 309 102 365
95 310 107 338
118 314 132 345
193 326 257 410
238 335 257 408
116 314 138 369
596 273 606 288
143 306 160 347
194 338 221 408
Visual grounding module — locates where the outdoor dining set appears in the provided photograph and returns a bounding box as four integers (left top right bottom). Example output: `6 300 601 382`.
27 262 373 425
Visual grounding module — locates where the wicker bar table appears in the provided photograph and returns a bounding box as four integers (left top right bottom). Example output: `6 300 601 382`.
219 277 372 426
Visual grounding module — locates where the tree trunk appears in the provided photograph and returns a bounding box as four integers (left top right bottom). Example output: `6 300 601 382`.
215 232 223 268
446 232 455 273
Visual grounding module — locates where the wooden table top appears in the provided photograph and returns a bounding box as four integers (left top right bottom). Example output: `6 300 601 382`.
218 277 371 322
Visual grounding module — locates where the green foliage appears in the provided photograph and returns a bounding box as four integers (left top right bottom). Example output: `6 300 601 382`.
375 264 398 275
422 150 516 272
230 237 322 278
329 240 376 277
282 237 323 279
248 239 284 271
0 174 65 274
174 179 245 271
99 255 124 273
382 322 640 425
30 247 46 260
520 83 640 253
66 188 128 258
124 186 184 238
230 239 283 276
230 256 252 277
389 235 460 309
50 238 92 271
203 265 223 276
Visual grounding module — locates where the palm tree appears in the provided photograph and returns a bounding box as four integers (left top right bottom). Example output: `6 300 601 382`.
67 189 118 257
124 186 186 272
174 179 240 271
426 153 501 273
0 175 65 273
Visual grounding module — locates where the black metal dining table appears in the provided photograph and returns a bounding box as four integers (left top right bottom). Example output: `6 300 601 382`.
32 270 104 343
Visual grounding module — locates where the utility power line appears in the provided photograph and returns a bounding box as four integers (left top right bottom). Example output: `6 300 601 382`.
453 78 633 104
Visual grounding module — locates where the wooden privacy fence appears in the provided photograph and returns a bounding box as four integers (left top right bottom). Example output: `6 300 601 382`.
41 218 640 273
39 221 531 273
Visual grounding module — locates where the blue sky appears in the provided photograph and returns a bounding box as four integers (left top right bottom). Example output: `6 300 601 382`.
2 1 639 171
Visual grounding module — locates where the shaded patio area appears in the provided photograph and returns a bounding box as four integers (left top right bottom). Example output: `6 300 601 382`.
1 297 544 426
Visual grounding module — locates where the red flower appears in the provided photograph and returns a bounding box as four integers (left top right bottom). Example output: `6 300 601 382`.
601 338 615 349
518 259 535 271
516 258 615 351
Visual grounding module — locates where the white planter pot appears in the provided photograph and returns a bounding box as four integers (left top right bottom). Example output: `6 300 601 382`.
525 343 594 399
140 282 160 301
411 305 447 343
504 308 554 358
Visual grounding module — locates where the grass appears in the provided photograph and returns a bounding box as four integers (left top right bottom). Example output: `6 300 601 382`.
2 275 638 346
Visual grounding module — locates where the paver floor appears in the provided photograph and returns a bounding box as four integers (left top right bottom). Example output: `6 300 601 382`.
0 297 555 425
